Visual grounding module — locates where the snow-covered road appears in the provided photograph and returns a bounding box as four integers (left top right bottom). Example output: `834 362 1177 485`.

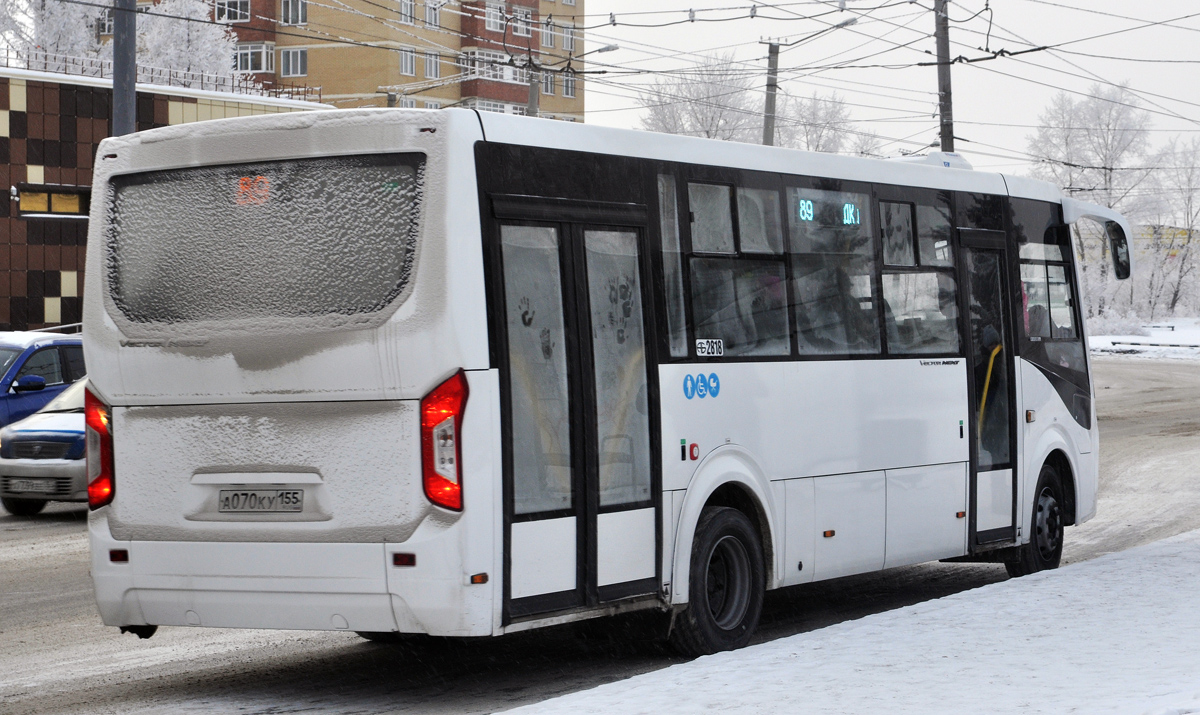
511 528 1200 715
1 357 1198 714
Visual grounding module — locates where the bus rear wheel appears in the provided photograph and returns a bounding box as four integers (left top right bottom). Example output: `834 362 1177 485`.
670 506 764 657
1006 464 1065 578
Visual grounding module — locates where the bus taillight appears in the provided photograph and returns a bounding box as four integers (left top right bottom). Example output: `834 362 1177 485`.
85 388 115 510
421 371 469 511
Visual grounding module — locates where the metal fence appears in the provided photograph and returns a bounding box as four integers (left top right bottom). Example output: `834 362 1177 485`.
0 48 321 103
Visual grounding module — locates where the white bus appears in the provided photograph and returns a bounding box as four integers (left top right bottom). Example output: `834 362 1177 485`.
84 109 1131 655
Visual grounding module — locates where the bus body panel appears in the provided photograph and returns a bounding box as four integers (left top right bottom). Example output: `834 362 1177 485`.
659 359 970 488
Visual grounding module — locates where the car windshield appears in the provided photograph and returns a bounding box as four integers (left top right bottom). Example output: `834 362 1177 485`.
40 379 87 413
0 347 21 375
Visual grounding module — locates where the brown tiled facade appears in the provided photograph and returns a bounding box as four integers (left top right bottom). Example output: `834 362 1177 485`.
0 70 320 331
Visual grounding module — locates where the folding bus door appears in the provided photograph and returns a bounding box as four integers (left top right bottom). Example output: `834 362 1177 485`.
492 198 659 622
958 228 1019 546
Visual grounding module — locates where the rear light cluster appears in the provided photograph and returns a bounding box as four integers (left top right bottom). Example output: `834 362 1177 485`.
420 370 469 511
85 388 115 510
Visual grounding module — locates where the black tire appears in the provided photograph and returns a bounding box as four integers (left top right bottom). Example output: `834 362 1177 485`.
1006 463 1065 578
670 506 765 657
355 631 405 643
2 497 47 516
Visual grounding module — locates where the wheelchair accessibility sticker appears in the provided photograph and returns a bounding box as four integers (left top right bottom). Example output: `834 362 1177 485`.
683 373 721 400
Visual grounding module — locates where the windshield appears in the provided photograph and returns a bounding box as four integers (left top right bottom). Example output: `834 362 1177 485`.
0 348 20 376
40 379 87 413
107 153 425 327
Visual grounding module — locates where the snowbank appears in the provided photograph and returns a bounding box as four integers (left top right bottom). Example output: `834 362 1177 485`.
509 529 1200 715
1091 317 1200 360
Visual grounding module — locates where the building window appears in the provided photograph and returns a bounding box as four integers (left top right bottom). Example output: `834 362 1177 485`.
281 0 306 25
398 0 415 24
216 0 250 22
541 18 554 48
512 6 532 36
542 72 554 95
97 8 114 35
563 24 575 52
485 2 504 32
461 49 526 84
425 51 440 79
561 0 574 5
424 0 440 27
476 100 505 114
235 43 274 72
399 47 416 76
425 101 442 109
563 72 576 97
280 48 307 77
398 97 417 108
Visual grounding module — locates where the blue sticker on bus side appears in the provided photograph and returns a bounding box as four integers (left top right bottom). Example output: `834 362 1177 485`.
684 372 720 399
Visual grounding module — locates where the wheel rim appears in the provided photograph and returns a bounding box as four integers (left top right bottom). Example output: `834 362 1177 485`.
1034 485 1063 561
705 535 751 631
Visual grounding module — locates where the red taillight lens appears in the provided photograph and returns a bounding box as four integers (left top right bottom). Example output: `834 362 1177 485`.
421 370 469 511
85 388 115 510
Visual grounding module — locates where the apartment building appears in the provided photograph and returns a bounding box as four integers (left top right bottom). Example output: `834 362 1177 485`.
224 0 586 118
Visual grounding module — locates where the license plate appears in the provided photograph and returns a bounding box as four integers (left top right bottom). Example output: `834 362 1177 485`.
218 489 304 513
8 478 55 494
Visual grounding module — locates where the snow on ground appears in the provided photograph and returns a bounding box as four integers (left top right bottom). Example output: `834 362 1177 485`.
509 529 1200 715
1091 317 1200 360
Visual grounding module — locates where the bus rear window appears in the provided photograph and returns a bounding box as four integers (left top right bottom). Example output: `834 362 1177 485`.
107 153 424 327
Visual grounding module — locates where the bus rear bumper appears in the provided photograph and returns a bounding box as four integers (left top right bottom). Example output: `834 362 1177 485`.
89 512 487 636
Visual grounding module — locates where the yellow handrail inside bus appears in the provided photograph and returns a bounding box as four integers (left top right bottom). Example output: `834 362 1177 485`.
977 343 1004 436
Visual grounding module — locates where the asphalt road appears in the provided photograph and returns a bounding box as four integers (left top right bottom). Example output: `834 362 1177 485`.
1 356 1196 714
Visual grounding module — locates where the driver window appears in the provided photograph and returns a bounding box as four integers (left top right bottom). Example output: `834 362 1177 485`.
16 349 64 385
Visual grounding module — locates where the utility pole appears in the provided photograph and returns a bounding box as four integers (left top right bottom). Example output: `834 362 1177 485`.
762 42 780 146
934 0 954 152
112 0 136 136
526 67 540 118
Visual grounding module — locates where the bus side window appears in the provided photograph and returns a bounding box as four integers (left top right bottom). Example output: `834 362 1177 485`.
880 198 960 356
787 186 880 356
657 174 689 358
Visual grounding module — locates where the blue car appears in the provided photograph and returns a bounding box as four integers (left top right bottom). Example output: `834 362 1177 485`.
0 331 86 429
0 379 87 515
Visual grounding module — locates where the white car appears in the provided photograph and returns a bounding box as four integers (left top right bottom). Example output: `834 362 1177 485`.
0 379 87 516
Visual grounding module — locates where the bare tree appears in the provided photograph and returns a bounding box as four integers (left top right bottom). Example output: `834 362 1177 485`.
1157 136 1200 315
1028 83 1153 317
776 90 851 153
638 53 757 142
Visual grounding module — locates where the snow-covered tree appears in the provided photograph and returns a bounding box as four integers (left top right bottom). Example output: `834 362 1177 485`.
0 0 104 71
1027 83 1153 317
776 90 851 153
116 0 241 83
637 53 758 142
1 0 242 86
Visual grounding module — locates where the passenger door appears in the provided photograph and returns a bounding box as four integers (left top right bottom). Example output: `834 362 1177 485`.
494 202 659 621
958 230 1018 545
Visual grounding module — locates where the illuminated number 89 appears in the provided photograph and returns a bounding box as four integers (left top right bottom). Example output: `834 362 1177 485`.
798 199 815 222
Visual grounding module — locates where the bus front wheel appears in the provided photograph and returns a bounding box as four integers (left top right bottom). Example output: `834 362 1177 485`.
1006 464 1065 578
670 506 764 657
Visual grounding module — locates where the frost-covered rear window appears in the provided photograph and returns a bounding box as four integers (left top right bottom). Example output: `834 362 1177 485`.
107 153 424 327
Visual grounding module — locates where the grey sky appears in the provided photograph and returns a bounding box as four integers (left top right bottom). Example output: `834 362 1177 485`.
583 0 1200 174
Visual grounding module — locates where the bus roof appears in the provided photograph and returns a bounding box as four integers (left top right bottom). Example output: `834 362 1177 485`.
471 110 1062 204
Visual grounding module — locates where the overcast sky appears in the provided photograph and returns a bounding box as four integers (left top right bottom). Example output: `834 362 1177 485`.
580 0 1200 175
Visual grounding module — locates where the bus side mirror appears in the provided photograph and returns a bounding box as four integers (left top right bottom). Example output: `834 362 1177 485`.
1106 221 1131 280
12 375 47 393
